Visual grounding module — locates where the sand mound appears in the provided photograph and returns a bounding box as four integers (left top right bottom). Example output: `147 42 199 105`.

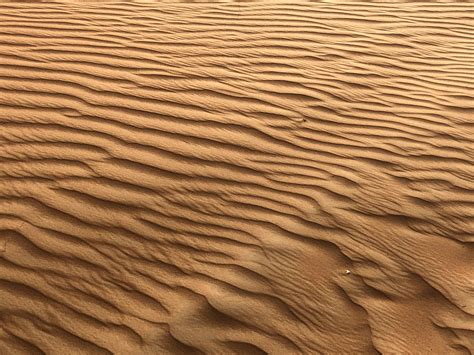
0 2 473 354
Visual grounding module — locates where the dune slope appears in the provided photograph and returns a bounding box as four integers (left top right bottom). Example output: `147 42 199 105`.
0 2 473 354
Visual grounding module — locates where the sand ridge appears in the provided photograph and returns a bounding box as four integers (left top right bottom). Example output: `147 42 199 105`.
0 1 473 354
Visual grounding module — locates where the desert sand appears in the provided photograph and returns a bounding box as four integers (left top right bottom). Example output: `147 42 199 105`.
0 1 473 354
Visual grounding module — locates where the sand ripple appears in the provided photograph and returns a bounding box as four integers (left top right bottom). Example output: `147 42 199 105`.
0 2 473 354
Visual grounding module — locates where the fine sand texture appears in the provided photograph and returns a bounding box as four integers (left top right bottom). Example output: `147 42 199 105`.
0 2 473 354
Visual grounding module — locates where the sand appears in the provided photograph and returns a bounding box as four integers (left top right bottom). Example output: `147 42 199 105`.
0 1 473 354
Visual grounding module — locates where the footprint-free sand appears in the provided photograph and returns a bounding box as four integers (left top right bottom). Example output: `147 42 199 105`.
0 2 473 353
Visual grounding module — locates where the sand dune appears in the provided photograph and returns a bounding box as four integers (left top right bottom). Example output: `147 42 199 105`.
0 1 473 354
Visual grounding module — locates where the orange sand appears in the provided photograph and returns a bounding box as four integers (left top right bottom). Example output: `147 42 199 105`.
0 2 473 353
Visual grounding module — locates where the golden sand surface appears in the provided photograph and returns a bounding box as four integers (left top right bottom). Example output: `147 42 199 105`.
0 1 473 353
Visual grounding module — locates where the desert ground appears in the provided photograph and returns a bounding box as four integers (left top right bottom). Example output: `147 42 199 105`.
0 1 473 354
